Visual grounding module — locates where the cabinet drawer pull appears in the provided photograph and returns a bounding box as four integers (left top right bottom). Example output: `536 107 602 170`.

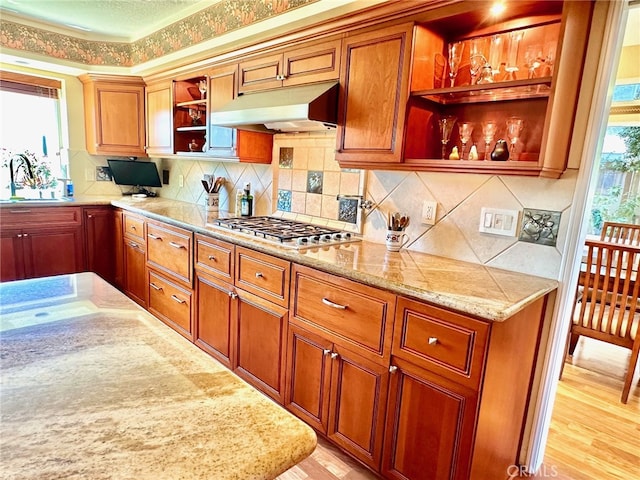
330 352 339 359
16 233 22 238
148 233 161 240
323 349 331 356
169 241 185 249
428 337 438 346
130 225 137 230
208 255 216 261
322 298 347 310
150 282 163 291
255 272 264 278
171 294 186 304
389 365 398 373
10 209 30 213
129 241 139 248
23 233 28 237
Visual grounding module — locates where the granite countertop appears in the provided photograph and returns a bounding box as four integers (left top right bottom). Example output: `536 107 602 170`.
111 197 558 322
0 272 316 480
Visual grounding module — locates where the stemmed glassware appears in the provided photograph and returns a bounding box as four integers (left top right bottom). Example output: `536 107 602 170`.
505 31 524 78
469 37 488 85
438 116 457 159
198 79 207 99
481 121 498 161
524 44 543 79
506 117 524 159
458 122 474 159
448 42 464 87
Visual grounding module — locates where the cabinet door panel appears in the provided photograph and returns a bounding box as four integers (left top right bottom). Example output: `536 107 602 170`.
235 289 288 403
123 238 147 308
26 227 85 278
283 39 341 86
195 273 236 369
382 359 477 480
146 82 173 155
238 53 282 93
328 346 388 470
85 207 115 283
0 230 24 281
336 24 412 163
285 325 332 432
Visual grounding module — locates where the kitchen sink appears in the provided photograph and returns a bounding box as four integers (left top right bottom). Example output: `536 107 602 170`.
0 197 73 204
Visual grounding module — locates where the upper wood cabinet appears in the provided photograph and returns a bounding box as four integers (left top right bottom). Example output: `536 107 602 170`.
238 38 342 94
80 74 147 157
172 72 208 155
335 23 414 165
145 80 173 156
336 1 593 178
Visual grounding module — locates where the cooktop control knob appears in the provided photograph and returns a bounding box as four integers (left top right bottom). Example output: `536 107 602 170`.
297 237 308 246
332 233 342 241
321 234 332 242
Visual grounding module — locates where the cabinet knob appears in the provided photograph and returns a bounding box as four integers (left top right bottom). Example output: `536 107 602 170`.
330 352 339 360
228 291 238 299
87 214 93 218
255 272 264 279
131 225 137 230
428 337 438 346
389 365 398 374
22 233 28 237
16 233 22 238
322 349 331 356
208 255 216 261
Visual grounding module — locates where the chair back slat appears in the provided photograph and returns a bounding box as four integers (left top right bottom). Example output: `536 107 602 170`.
600 221 640 246
575 239 640 342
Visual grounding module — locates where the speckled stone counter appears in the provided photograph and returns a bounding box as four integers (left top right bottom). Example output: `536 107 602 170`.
111 197 558 322
0 272 316 480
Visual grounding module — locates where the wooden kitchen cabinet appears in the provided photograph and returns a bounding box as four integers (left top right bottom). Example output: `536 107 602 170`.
146 220 193 287
238 38 341 94
286 324 389 470
122 212 147 307
0 207 84 282
207 64 273 163
337 1 593 178
287 264 396 469
335 23 414 166
148 269 193 340
173 73 208 155
80 74 147 157
383 295 549 480
145 80 173 155
113 209 124 289
84 206 115 284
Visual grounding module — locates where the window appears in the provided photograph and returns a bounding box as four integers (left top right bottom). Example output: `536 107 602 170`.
0 71 65 199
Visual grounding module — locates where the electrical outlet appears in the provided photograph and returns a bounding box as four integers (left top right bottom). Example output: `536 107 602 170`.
178 175 184 187
421 200 437 225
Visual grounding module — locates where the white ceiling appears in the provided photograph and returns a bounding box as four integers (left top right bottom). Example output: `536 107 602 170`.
0 0 215 41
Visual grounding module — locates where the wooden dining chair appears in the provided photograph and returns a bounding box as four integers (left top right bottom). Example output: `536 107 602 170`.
600 221 640 245
566 238 640 403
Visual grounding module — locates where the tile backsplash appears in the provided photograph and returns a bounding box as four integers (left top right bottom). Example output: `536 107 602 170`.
74 131 577 279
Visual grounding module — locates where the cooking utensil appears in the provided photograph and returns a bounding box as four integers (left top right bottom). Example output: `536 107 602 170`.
201 179 211 193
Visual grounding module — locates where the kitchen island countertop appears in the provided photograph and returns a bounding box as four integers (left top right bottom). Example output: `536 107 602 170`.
110 196 558 322
0 272 316 480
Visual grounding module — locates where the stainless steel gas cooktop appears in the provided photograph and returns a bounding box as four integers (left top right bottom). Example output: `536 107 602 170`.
209 216 361 250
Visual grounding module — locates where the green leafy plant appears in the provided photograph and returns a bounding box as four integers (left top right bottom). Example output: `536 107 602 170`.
1 148 58 190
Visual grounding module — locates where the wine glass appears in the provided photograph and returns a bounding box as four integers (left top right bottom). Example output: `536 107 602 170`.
506 117 524 159
469 37 488 85
448 42 464 87
481 121 498 161
458 122 474 159
198 79 207 99
524 44 543 79
505 31 524 78
488 34 503 80
438 115 457 159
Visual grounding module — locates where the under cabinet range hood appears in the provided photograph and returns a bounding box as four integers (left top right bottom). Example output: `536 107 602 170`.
210 81 339 133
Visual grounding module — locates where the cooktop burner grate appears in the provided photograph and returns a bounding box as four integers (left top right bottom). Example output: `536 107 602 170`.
212 216 344 243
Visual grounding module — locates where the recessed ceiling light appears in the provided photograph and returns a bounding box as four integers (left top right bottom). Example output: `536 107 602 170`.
490 2 506 16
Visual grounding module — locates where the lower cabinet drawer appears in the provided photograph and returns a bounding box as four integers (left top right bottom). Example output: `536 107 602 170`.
393 297 489 389
195 234 234 282
147 221 193 286
148 270 193 340
235 246 290 307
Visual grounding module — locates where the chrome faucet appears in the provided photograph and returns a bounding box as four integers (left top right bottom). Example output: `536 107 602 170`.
9 154 35 198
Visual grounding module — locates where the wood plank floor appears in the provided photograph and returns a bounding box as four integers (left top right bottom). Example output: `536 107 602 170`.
277 337 640 480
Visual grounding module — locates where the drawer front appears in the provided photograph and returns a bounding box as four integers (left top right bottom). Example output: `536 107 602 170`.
393 297 489 389
148 270 192 340
147 221 193 286
123 213 145 242
195 234 234 282
235 246 290 307
291 264 396 361
0 206 82 228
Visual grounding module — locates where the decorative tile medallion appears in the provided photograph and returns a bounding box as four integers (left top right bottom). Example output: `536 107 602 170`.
519 208 561 246
277 189 292 212
307 171 323 194
338 198 359 224
279 147 293 168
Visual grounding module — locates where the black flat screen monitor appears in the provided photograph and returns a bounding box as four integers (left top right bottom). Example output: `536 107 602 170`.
107 159 162 188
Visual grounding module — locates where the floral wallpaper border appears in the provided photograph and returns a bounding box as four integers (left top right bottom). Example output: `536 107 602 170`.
0 0 318 67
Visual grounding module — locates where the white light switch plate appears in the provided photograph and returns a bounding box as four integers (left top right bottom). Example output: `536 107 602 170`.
479 208 519 236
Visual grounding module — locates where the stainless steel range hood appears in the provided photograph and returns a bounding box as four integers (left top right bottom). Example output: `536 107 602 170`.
210 81 339 133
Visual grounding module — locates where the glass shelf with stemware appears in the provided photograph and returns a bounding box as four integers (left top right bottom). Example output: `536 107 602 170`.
173 74 208 155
